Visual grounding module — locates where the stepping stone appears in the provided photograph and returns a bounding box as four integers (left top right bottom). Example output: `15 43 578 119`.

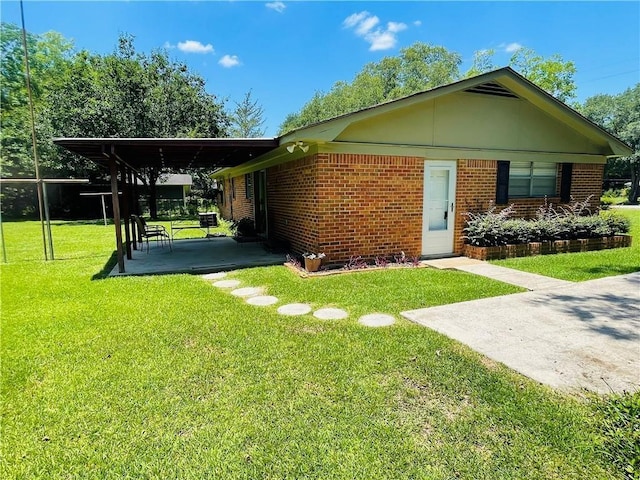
277 303 312 316
202 272 227 280
246 295 278 306
359 313 395 327
231 287 263 298
213 279 241 289
313 308 348 320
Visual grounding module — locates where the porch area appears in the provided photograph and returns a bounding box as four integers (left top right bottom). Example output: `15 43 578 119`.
109 237 286 276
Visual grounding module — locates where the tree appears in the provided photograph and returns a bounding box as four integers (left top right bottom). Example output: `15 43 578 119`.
508 48 577 103
580 85 640 203
280 42 578 133
46 34 229 218
229 90 265 138
279 42 461 133
0 22 77 216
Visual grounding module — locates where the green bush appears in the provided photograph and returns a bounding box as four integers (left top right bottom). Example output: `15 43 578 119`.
463 200 630 247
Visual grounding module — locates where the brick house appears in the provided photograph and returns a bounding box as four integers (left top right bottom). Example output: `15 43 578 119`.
216 67 631 263
54 67 632 274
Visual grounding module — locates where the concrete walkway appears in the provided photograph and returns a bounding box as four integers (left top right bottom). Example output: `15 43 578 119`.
423 257 573 290
402 272 640 393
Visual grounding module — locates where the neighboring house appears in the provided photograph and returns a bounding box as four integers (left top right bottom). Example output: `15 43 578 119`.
217 67 631 263
137 173 193 207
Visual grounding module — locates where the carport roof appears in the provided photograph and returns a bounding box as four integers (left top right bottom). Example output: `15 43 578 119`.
53 137 280 170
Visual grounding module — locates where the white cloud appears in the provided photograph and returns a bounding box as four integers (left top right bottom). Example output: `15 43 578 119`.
343 12 407 51
163 41 175 49
265 1 286 13
356 15 380 35
177 40 214 54
504 42 523 53
413 20 422 27
367 31 397 51
219 54 241 68
387 21 407 34
343 11 370 28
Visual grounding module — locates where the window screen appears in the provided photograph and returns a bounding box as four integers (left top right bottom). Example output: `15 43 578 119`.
509 162 557 197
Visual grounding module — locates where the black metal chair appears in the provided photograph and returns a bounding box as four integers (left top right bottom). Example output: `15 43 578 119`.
131 214 172 253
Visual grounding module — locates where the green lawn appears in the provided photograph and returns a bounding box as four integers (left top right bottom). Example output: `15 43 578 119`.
0 220 626 479
492 209 640 281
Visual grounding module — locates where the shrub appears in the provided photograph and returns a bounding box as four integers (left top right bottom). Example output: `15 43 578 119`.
234 217 256 236
463 201 630 247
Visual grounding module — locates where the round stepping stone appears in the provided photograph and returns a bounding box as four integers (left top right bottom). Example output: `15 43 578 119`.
213 279 241 289
359 313 395 327
246 295 278 306
313 308 348 320
277 303 312 316
231 287 263 298
202 272 227 280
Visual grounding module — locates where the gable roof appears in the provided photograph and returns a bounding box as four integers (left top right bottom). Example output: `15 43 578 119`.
280 67 632 157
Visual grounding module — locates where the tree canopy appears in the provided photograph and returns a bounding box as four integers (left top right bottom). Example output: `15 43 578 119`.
279 43 577 134
1 24 230 217
580 84 640 203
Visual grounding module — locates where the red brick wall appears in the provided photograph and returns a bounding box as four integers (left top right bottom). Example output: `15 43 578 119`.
570 163 604 210
265 154 604 260
317 153 423 263
267 153 423 263
267 155 320 254
218 175 254 222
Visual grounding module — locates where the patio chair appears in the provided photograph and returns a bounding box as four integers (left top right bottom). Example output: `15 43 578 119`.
131 214 172 253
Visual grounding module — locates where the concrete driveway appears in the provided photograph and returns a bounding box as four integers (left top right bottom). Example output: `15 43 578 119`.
402 272 640 393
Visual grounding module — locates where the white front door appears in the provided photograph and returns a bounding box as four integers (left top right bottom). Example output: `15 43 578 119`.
422 161 457 256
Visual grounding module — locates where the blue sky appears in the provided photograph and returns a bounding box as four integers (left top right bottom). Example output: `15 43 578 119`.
2 1 639 136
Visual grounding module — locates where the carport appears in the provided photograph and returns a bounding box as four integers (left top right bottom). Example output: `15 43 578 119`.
54 137 280 273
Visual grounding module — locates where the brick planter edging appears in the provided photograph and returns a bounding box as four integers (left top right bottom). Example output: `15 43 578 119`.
464 235 632 261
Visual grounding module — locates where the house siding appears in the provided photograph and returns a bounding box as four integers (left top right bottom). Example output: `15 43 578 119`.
218 175 254 222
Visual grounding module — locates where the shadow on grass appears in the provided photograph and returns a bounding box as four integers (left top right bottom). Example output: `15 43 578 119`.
580 264 640 276
92 251 118 280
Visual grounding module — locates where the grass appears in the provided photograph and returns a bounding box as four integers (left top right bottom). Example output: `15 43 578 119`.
492 209 640 281
0 220 629 479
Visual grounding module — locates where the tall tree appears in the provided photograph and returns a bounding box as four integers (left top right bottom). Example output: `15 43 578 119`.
229 90 266 138
0 22 77 216
281 43 578 134
580 85 640 203
46 34 229 218
508 48 577 102
279 42 461 133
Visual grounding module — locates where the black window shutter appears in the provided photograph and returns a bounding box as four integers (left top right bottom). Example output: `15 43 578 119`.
560 163 572 202
496 161 510 204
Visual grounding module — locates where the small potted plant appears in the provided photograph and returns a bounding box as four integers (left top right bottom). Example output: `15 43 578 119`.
302 252 325 272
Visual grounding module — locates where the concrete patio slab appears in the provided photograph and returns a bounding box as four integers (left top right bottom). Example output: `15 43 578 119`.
109 237 286 276
402 272 640 393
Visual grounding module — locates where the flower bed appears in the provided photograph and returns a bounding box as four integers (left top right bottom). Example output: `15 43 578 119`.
462 198 632 259
464 235 632 260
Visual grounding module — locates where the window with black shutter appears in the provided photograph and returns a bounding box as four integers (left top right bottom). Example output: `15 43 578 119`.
496 161 510 204
560 163 573 202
